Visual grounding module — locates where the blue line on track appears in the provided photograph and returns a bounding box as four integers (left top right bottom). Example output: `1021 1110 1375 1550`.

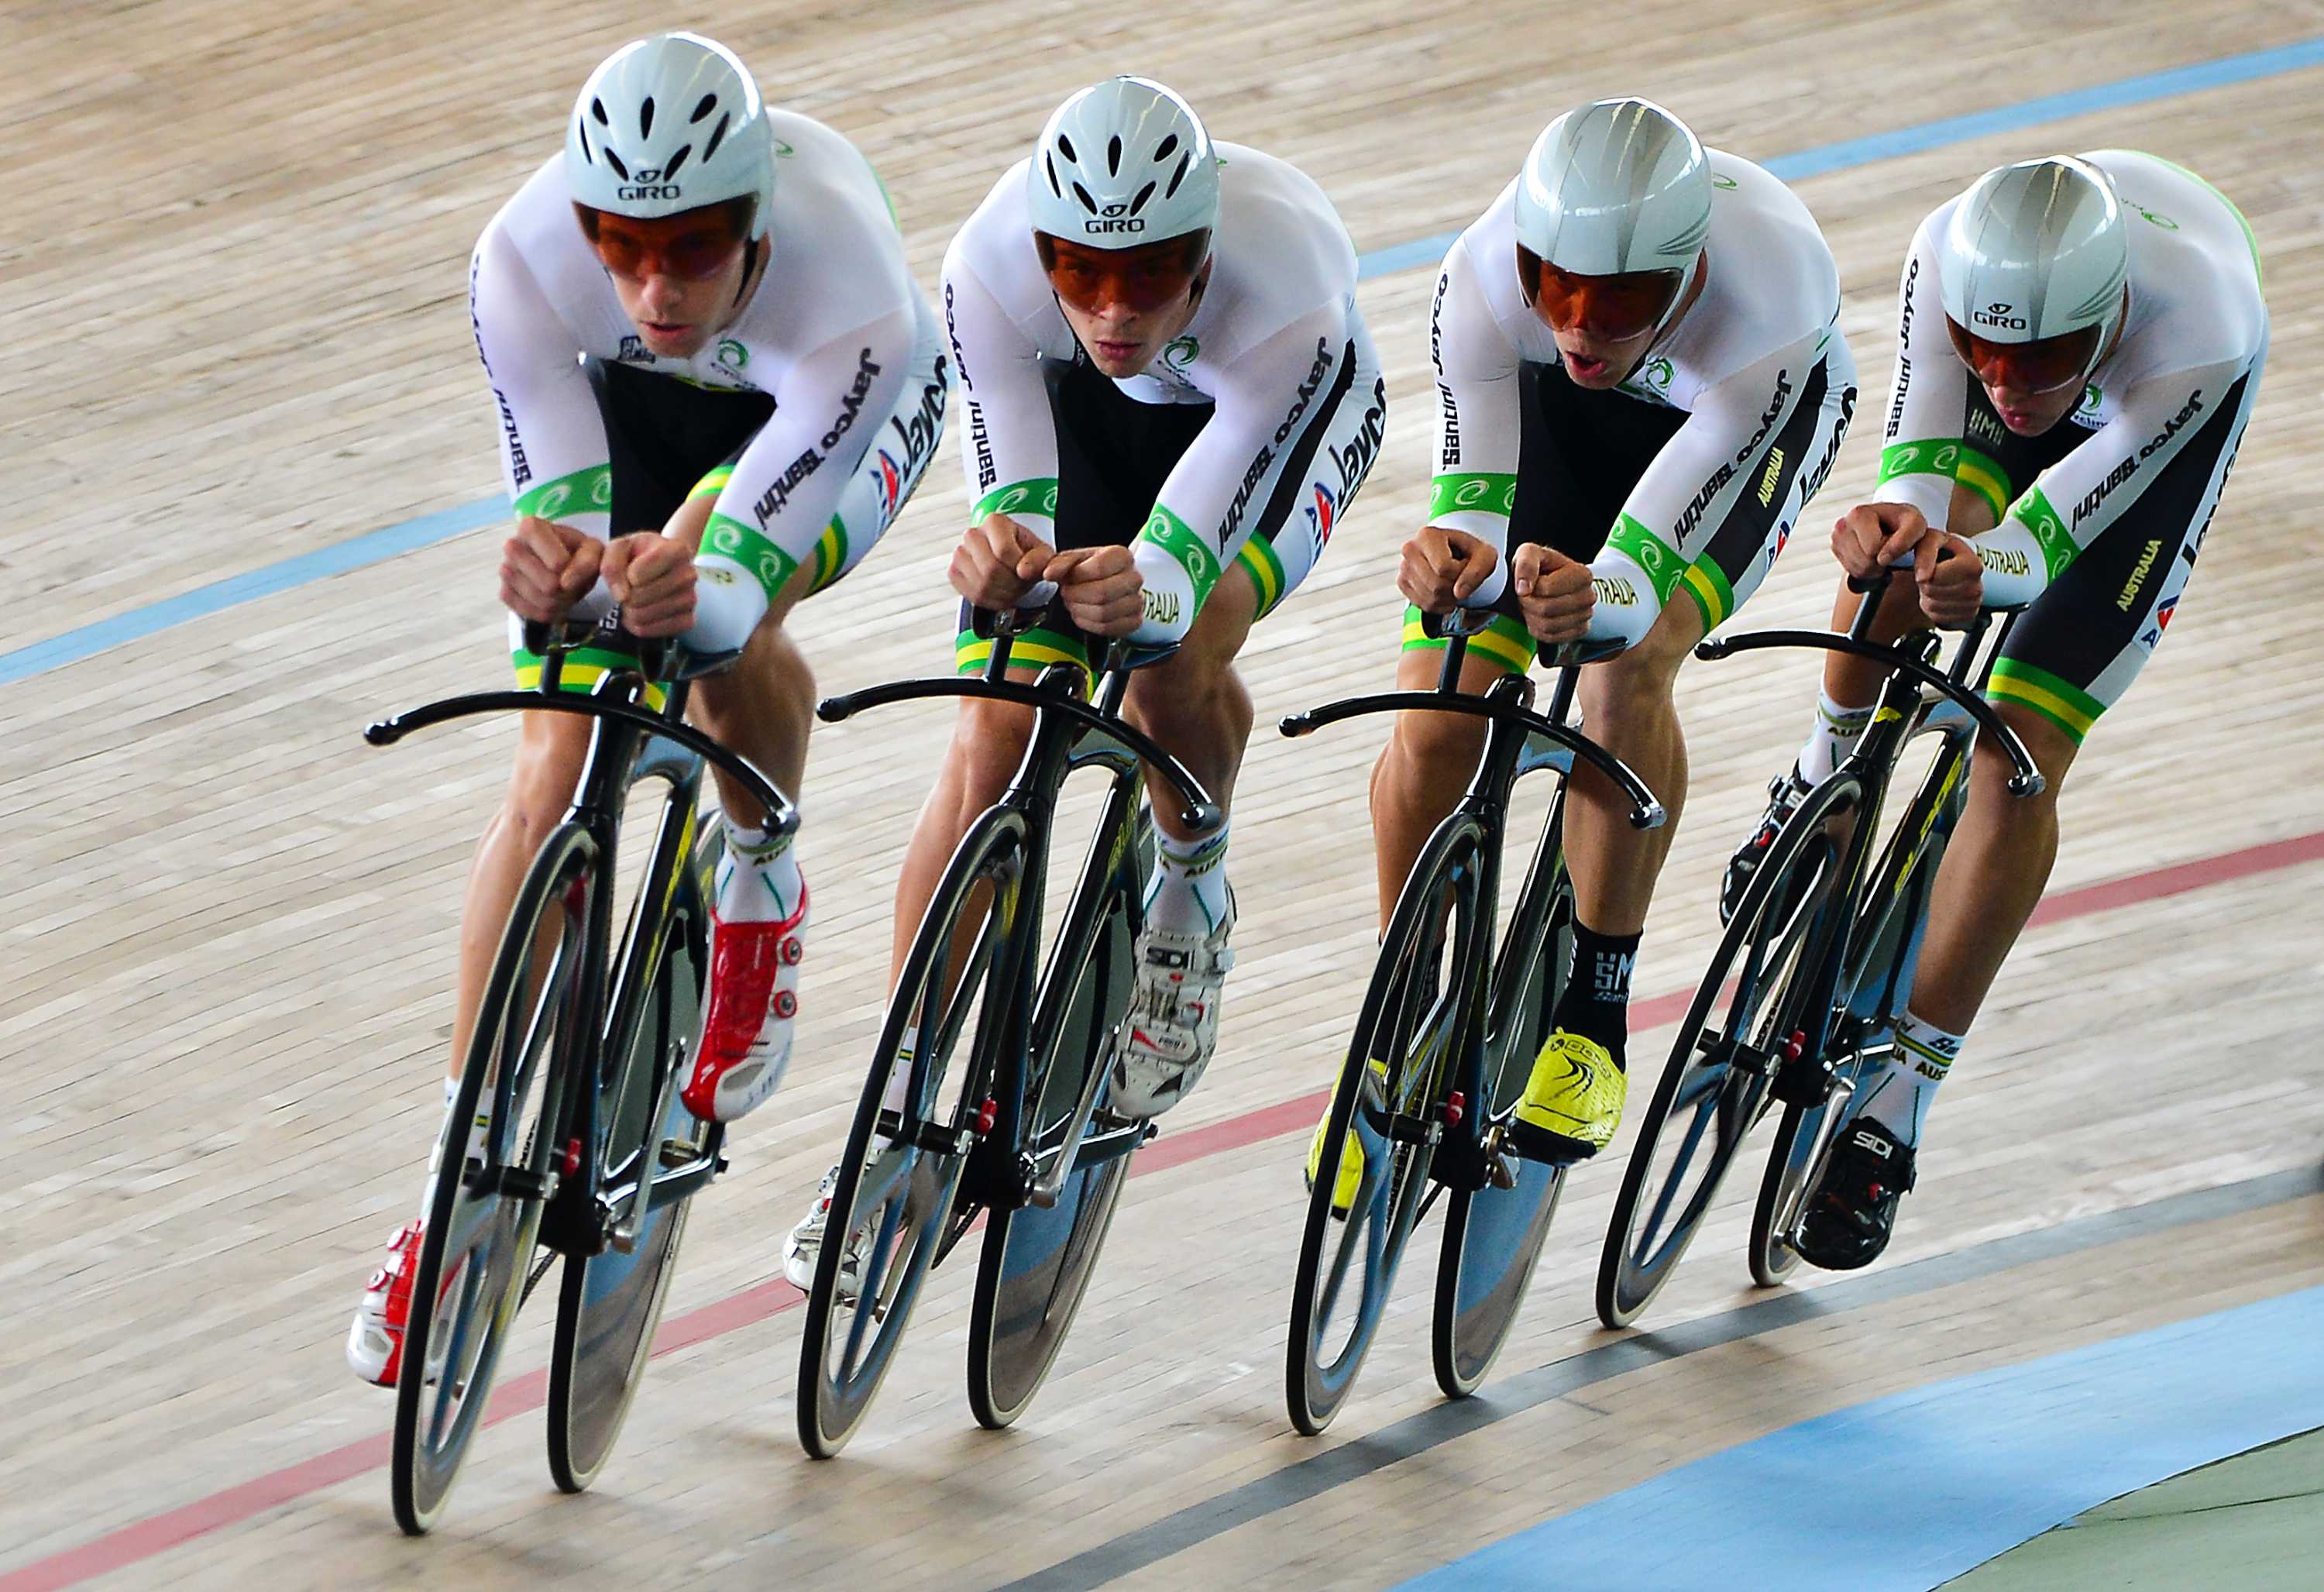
9 35 2322 689
1394 1284 2324 1592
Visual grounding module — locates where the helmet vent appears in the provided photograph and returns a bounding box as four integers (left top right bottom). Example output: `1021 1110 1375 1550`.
691 94 718 123
640 97 655 139
1129 180 1155 216
590 97 610 126
1071 181 1098 215
1044 153 1063 197
1164 152 1191 200
1154 134 1180 162
703 112 731 161
1056 133 1078 163
576 120 594 165
663 144 692 180
603 147 630 181
1106 135 1122 175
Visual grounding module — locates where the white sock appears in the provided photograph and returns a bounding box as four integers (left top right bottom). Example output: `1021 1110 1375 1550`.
1854 1010 1961 1148
718 820 804 923
1797 690 1876 786
422 1077 486 1215
1143 824 1232 937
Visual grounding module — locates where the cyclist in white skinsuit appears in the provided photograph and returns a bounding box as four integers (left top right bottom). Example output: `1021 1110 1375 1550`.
346 32 947 1387
1728 152 2267 1270
783 76 1387 1291
1314 98 1856 1203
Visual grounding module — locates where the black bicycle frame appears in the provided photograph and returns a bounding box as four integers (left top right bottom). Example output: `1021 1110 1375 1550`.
364 618 797 1260
1281 608 1666 1181
814 610 1219 1232
1696 576 2039 1102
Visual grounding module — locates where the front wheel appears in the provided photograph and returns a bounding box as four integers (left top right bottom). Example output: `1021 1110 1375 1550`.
1287 815 1482 1436
391 824 591 1535
796 810 1019 1459
1594 778 1851 1329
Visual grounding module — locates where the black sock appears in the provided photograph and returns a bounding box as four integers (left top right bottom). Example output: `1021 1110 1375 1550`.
1554 920 1641 1068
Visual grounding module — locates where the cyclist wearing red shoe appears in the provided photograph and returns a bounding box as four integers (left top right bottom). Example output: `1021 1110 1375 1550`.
347 31 947 1384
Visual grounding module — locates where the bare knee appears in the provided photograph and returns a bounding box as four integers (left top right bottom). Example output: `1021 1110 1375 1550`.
1384 703 1488 793
499 721 590 850
951 695 1037 807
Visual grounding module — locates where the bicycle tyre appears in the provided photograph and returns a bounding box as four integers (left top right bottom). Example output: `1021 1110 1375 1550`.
796 809 1020 1458
1594 776 1853 1329
391 823 593 1535
1287 813 1483 1436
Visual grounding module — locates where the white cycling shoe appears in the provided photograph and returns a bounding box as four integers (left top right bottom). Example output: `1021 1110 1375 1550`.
1111 891 1236 1119
784 1164 864 1300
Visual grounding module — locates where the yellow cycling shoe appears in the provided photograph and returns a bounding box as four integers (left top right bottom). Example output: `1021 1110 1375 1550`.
1508 1031 1626 1162
1305 1058 1389 1217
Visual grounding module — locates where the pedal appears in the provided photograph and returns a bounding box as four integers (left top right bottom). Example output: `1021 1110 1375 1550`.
1486 1150 1520 1191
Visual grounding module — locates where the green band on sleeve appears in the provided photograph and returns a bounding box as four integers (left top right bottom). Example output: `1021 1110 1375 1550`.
1879 439 2009 524
2006 486 2078 583
701 512 800 603
513 462 613 523
1603 514 1686 604
1427 472 1520 521
1139 504 1222 607
971 478 1061 524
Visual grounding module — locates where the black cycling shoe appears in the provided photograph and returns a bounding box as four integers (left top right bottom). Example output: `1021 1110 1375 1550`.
1793 1115 1917 1271
1720 765 1812 925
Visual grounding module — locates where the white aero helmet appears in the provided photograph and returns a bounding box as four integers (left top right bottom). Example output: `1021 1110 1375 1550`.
1026 76 1219 252
1937 156 2127 351
566 33 776 239
1516 97 1712 280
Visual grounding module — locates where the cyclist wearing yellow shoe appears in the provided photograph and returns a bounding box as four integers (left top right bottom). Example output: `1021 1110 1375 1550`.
1317 98 1856 1186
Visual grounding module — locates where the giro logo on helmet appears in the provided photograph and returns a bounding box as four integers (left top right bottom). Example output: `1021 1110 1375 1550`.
1974 302 2028 330
1086 217 1147 235
618 183 683 201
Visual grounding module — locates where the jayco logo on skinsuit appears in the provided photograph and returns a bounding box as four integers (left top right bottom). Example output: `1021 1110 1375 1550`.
717 338 748 370
1329 376 1390 497
1643 357 1674 390
1163 335 1198 370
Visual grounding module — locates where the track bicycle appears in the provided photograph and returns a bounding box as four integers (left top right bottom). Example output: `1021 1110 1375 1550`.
364 616 792 1532
1596 572 2041 1327
1281 606 1664 1434
795 606 1221 1457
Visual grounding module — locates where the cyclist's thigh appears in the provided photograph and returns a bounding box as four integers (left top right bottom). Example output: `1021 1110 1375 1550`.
1683 346 1858 633
1988 365 2260 749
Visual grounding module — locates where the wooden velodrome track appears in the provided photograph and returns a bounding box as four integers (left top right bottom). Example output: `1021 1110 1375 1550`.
6 1 2322 1587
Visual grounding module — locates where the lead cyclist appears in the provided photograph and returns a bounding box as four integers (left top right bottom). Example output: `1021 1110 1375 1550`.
345 32 948 1385
1724 153 2268 1270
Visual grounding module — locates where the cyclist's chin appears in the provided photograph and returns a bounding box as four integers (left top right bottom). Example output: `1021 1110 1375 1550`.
1081 334 1158 378
1987 386 2076 436
1556 337 1648 390
632 319 709 359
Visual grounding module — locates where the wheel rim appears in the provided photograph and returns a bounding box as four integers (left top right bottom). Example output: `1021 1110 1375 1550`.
395 850 580 1531
1292 837 1477 1431
1604 833 1836 1324
803 848 1010 1456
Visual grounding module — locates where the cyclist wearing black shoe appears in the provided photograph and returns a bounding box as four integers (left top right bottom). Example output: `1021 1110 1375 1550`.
1728 153 2267 1268
1315 98 1855 1185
